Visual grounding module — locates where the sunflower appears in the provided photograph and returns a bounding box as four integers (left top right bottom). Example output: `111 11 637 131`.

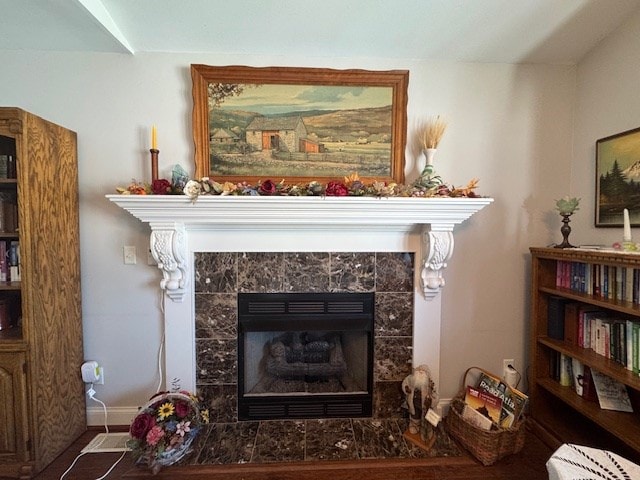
157 402 175 420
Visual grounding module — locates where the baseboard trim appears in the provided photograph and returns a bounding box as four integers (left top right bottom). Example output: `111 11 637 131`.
87 406 139 427
87 399 453 427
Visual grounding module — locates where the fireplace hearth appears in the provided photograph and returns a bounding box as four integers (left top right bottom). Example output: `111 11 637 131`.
238 292 374 420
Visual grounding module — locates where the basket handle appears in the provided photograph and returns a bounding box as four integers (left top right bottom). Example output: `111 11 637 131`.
461 366 518 396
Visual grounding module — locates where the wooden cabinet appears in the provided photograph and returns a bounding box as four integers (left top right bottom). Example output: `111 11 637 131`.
0 108 85 478
530 247 640 462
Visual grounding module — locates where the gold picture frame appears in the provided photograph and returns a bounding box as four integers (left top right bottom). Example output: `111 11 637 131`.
191 64 408 184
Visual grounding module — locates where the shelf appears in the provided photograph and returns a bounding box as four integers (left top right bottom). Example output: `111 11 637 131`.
0 326 23 344
531 246 640 459
539 285 640 317
538 337 640 388
537 377 640 453
0 282 20 291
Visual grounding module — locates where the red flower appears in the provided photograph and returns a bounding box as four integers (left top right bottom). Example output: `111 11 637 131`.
259 180 277 195
325 181 349 196
174 400 190 418
151 179 172 195
130 412 156 439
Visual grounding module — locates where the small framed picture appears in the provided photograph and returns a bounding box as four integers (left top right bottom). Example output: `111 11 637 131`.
595 126 640 227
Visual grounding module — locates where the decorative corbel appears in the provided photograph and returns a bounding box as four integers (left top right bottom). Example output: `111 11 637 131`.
149 223 189 302
421 227 454 300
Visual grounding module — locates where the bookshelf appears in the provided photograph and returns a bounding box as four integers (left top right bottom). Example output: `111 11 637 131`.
0 108 85 479
530 247 640 462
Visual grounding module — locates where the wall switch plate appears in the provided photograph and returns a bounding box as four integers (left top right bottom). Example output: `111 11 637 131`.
123 246 136 264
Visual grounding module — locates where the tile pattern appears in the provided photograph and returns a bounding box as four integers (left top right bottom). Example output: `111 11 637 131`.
194 251 414 423
190 419 462 465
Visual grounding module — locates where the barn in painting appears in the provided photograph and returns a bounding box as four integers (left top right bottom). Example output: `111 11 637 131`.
246 116 310 152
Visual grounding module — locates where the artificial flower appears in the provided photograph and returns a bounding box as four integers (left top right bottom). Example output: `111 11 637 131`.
116 166 484 200
259 179 277 195
183 180 202 200
325 181 349 196
157 402 175 420
151 178 172 195
128 391 209 473
130 412 156 439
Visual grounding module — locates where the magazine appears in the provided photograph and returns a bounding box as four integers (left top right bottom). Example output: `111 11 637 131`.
464 385 502 426
476 372 528 428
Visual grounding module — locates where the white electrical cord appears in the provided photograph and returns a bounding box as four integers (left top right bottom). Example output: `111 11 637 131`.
156 289 166 393
59 386 125 480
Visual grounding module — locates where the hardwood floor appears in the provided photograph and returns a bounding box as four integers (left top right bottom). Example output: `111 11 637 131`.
26 425 554 480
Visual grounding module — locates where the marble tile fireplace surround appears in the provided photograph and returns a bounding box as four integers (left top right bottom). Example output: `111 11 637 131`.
108 195 492 422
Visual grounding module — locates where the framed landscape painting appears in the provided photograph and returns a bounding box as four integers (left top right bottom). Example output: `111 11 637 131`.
596 126 640 227
191 64 408 184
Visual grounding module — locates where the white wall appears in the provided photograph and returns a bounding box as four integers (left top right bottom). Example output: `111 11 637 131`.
0 50 576 420
572 9 640 245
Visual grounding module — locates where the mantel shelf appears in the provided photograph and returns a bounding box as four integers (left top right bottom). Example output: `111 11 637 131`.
106 194 493 231
106 194 493 301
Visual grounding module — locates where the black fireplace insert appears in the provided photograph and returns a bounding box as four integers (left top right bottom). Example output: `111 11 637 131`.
238 292 374 420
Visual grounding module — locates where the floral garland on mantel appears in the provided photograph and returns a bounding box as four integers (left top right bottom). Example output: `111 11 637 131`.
117 168 481 200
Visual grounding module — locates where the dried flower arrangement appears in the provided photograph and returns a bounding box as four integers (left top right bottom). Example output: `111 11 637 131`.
420 116 448 150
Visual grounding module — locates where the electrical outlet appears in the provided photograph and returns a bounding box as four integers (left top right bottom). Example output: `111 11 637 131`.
503 358 515 377
123 246 136 264
95 366 104 385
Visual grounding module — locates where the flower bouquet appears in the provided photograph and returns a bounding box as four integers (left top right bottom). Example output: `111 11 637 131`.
128 391 210 474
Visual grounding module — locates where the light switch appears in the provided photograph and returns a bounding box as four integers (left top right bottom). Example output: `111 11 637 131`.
123 246 136 264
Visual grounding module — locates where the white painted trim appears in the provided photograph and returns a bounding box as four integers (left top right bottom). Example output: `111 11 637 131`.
87 406 138 427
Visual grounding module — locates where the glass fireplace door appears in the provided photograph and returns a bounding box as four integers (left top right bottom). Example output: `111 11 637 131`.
238 292 374 420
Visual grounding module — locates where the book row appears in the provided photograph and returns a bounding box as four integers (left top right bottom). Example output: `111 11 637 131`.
461 370 528 431
0 240 20 282
0 191 18 233
556 260 640 304
550 352 634 413
547 296 640 374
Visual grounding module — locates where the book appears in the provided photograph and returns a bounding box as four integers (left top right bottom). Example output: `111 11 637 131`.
476 372 528 428
571 357 584 396
464 385 502 426
559 353 573 387
581 365 598 402
547 296 571 340
563 303 581 346
590 370 633 412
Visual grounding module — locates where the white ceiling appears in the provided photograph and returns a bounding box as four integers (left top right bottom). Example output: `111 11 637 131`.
1 0 639 64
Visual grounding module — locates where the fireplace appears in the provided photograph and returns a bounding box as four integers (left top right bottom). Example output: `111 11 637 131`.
238 292 374 420
106 194 493 420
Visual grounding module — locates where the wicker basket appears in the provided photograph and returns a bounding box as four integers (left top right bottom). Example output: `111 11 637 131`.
444 367 527 466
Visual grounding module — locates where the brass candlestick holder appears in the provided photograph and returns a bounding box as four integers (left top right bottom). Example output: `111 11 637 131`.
150 148 159 182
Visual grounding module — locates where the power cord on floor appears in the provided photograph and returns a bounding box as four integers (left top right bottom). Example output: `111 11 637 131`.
59 385 126 480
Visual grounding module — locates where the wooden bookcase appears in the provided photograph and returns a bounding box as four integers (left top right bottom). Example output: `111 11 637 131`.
0 108 85 478
530 247 640 462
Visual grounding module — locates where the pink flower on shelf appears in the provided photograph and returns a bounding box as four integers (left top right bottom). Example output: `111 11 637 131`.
175 420 191 437
145 425 165 446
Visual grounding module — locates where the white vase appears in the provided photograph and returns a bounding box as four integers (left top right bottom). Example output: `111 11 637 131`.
425 148 437 166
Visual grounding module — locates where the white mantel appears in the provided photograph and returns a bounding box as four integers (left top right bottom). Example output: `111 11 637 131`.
106 194 492 392
107 195 493 301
